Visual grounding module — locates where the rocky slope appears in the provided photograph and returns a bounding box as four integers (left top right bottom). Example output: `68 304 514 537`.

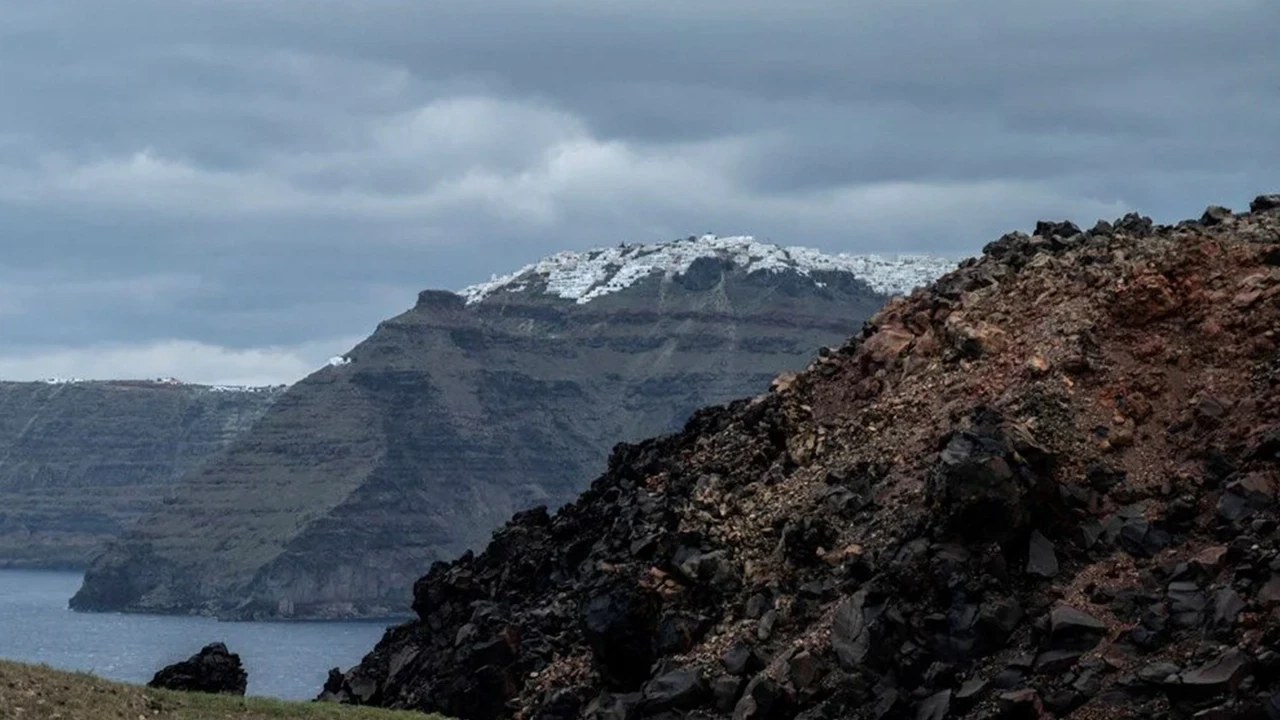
0 380 281 568
327 197 1280 720
72 236 953 620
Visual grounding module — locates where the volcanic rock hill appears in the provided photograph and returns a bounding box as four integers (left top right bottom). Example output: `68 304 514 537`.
328 197 1280 720
0 380 281 568
72 236 952 620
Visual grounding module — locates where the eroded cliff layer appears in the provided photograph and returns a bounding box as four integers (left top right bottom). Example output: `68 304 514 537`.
72 236 950 619
331 198 1280 720
0 381 281 568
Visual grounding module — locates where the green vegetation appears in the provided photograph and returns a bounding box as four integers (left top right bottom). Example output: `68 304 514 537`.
0 660 436 720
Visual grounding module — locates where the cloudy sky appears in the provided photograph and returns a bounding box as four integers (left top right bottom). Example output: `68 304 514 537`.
1 1 1276 385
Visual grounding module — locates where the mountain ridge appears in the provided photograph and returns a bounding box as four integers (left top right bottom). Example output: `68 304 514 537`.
459 234 955 304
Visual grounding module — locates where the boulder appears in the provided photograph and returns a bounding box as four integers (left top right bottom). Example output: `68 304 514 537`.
1033 220 1083 240
712 676 745 712
916 689 951 720
732 677 791 720
1251 194 1280 213
642 667 707 712
998 689 1046 720
317 667 347 702
954 678 988 711
1202 206 1234 225
1174 649 1252 699
1034 649 1083 674
583 585 661 688
982 231 1035 260
1192 546 1230 576
1115 213 1155 236
931 411 1052 541
1026 530 1059 579
863 326 916 364
1048 605 1107 652
1118 517 1172 557
779 518 836 567
831 590 872 669
745 594 772 620
1212 589 1246 630
672 547 740 592
1259 575 1280 607
785 651 825 691
1167 582 1208 628
586 691 641 720
1252 427 1280 461
873 687 908 719
148 643 247 695
1139 662 1182 685
976 598 1024 650
722 639 765 676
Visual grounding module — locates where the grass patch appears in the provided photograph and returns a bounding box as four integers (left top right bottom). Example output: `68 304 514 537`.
0 659 437 720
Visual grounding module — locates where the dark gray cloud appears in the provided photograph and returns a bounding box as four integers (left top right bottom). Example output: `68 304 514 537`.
0 0 1276 383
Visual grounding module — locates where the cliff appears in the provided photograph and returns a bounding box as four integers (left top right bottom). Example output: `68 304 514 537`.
329 197 1280 720
0 380 281 568
71 236 954 620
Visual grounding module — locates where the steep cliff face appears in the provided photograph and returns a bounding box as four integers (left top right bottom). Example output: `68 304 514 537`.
0 381 282 568
329 199 1280 720
71 235 954 620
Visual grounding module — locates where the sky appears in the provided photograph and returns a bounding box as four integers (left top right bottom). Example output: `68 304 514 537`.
1 0 1277 385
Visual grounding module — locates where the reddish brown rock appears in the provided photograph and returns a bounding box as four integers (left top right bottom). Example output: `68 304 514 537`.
331 197 1280 720
862 326 915 364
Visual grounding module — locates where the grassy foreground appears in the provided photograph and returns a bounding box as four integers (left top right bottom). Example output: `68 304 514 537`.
0 660 438 720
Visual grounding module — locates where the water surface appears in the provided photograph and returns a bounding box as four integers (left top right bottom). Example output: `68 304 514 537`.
0 570 392 699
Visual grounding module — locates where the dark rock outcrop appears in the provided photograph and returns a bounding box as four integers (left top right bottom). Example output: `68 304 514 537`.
330 198 1280 719
0 381 281 568
1251 194 1280 213
74 237 950 619
148 643 247 695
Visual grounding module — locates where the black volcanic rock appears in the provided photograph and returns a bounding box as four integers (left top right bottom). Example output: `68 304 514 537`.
1251 194 1280 213
328 201 1280 719
148 643 247 695
73 236 952 619
0 381 281 568
1047 605 1107 652
1025 530 1058 578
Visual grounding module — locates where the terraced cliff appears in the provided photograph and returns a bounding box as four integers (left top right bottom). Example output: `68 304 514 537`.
72 235 953 620
0 381 282 568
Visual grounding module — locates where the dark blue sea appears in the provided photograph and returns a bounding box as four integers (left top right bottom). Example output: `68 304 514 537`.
0 570 390 699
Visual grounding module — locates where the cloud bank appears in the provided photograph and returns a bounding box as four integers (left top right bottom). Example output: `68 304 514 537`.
0 0 1275 383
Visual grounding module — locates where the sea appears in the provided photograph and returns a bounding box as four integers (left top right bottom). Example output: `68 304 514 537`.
0 569 393 699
